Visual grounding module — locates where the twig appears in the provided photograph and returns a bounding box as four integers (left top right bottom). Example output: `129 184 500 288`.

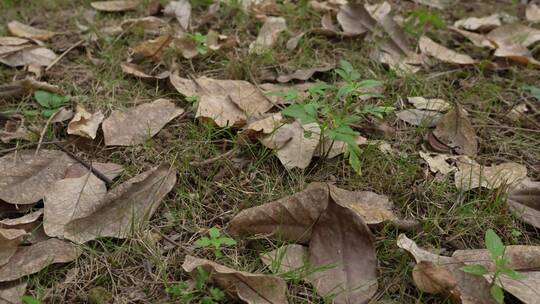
45 39 84 71
0 140 62 154
53 142 113 186
190 148 238 167
34 111 57 156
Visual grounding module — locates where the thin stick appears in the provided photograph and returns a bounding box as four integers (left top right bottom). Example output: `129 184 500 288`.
190 148 238 167
45 39 84 71
34 111 57 156
53 142 113 186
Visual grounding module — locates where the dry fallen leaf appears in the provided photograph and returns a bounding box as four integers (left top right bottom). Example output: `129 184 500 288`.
164 0 192 30
433 107 477 156
407 97 450 112
259 82 312 104
396 109 442 127
241 113 283 138
419 151 456 175
487 24 540 48
120 62 170 80
314 135 367 159
450 26 496 49
0 238 81 282
526 4 540 23
0 115 34 143
0 78 60 98
454 157 527 191
170 35 199 59
90 1 139 12
412 261 458 295
419 36 476 65
286 32 305 50
0 209 42 232
0 150 76 205
507 179 540 229
102 98 184 146
336 2 371 36
276 64 335 83
493 44 540 67
412 0 449 9
0 228 26 266
260 244 308 273
0 47 57 67
0 280 27 304
454 14 501 32
7 21 57 41
67 105 105 139
63 164 176 244
170 75 272 127
131 35 172 60
497 271 540 304
120 16 170 35
0 36 30 46
249 17 287 54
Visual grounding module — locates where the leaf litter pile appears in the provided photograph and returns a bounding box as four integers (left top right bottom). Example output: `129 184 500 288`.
1 0 540 303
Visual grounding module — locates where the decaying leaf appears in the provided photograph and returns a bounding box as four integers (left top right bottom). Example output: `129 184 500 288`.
450 26 496 49
90 1 139 12
336 2 371 36
63 164 176 243
407 97 450 112
412 261 458 295
182 255 288 304
0 47 57 67
7 21 57 41
0 78 60 98
419 36 476 65
454 157 527 191
419 151 455 175
120 62 170 80
507 179 540 229
454 14 501 32
102 98 184 146
497 271 540 304
526 4 540 23
396 109 441 127
67 105 105 139
0 36 29 46
131 35 172 60
433 107 477 156
260 121 320 169
493 44 540 66
260 244 308 273
164 0 192 30
0 228 26 266
170 75 272 127
276 64 335 83
249 17 287 54
0 238 81 282
487 24 540 48
0 150 76 205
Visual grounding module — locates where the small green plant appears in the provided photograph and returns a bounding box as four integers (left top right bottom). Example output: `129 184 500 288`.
524 85 540 101
462 229 526 304
34 90 70 118
187 32 208 55
194 227 236 258
166 266 225 304
405 8 445 36
21 295 40 304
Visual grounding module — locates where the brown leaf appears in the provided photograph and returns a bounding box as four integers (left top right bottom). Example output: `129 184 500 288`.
286 32 305 50
90 1 139 12
0 47 57 67
450 27 496 49
0 78 60 98
249 17 287 54
258 83 312 104
64 162 123 180
0 115 34 143
0 150 76 205
260 244 308 273
419 36 476 65
7 21 57 41
67 105 105 139
454 14 501 32
170 75 272 127
131 35 172 60
493 44 540 67
276 64 335 83
0 238 81 282
0 36 30 46
63 164 176 243
102 98 184 146
163 0 192 30
0 228 26 266
314 135 367 159
412 0 448 9
182 255 287 304
526 4 540 23
336 2 371 36
419 151 456 175
241 113 283 138
0 280 27 304
433 107 477 156
498 271 540 304
487 24 540 48
412 261 459 297
170 36 199 59
452 245 540 272
368 2 414 56
260 121 320 169
454 157 527 191
507 179 540 229
396 109 442 127
120 17 170 35
0 209 42 232
120 62 170 80
308 199 377 304
407 97 450 112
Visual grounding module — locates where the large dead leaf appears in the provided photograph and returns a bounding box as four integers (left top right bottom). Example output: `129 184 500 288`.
314 135 367 159
433 107 477 156
0 281 27 304
90 1 139 12
0 78 60 98
170 75 273 127
487 24 540 48
396 109 441 127
260 121 320 169
67 105 105 139
0 228 26 266
454 14 501 32
276 64 335 83
170 35 199 59
507 179 540 229
182 255 287 304
0 47 57 67
63 164 176 244
419 36 476 65
454 157 527 191
0 150 75 205
163 0 191 30
0 37 29 46
308 200 377 304
526 4 540 23
102 98 184 146
0 238 80 282
7 21 57 41
249 17 287 54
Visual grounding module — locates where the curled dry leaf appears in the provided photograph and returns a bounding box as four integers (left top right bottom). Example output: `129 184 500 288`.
260 121 320 169
0 238 81 282
170 75 272 127
131 35 172 60
507 179 540 229
454 157 527 191
407 97 450 112
433 107 477 156
63 164 176 244
0 228 26 266
0 150 76 205
396 109 442 127
7 21 57 41
90 1 139 12
454 14 501 32
0 209 42 232
419 151 455 175
336 2 371 36
102 98 184 146
170 36 198 59
182 255 287 304
286 32 305 50
241 113 283 139
412 261 458 295
0 78 60 98
497 271 540 304
487 24 540 48
493 44 540 67
120 62 170 80
0 280 27 304
0 47 57 67
450 26 496 49
249 17 287 54
526 4 540 23
163 0 192 30
419 36 476 65
276 64 335 83
67 105 105 139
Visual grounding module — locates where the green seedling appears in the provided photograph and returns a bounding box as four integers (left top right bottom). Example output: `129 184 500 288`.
194 227 236 258
524 85 540 101
187 32 209 55
462 229 526 304
34 90 70 118
21 295 40 304
166 266 225 304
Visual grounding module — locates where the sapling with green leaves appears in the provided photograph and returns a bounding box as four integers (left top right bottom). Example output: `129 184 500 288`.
194 227 236 258
34 90 70 118
462 229 526 304
187 32 209 55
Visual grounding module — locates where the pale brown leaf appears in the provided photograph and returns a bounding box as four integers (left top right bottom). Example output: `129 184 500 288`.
242 113 283 138
0 47 57 67
249 17 287 54
412 261 458 295
396 109 442 126
0 36 30 46
163 0 192 30
450 27 496 49
0 228 26 266
454 157 527 191
131 35 172 60
67 105 105 139
0 209 42 232
419 36 476 65
102 98 184 146
526 4 540 23
0 78 60 98
336 2 371 36
64 164 176 243
0 281 27 304
433 107 477 156
498 271 540 304
493 44 540 67
454 14 501 32
507 179 540 229
90 1 139 12
120 16 170 35
276 64 335 83
170 36 199 59
487 24 540 48
260 244 308 273
419 151 456 175
407 97 450 112
182 255 288 304
7 21 57 41
120 62 170 80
